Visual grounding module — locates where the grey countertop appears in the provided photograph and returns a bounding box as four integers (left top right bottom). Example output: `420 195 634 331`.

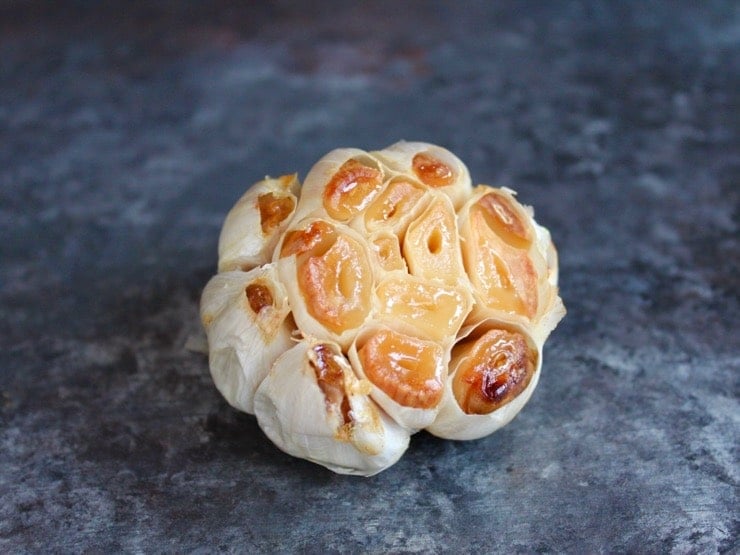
1 1 738 552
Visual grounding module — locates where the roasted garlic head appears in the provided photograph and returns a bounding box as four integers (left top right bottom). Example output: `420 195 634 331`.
200 142 565 475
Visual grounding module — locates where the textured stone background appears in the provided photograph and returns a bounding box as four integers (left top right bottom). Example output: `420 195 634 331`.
1 1 738 552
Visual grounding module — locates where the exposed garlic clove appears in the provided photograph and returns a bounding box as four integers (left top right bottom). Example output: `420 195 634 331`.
403 193 466 286
367 230 407 273
373 273 472 346
293 148 387 223
253 339 410 476
361 175 429 237
372 141 472 210
348 326 446 431
217 174 299 273
200 265 294 414
458 186 547 323
427 320 541 440
276 218 375 349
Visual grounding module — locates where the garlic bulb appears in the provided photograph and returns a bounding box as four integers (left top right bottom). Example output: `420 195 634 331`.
201 141 565 476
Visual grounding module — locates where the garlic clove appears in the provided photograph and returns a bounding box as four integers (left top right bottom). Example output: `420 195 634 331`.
200 265 294 414
218 174 299 273
427 320 541 440
458 186 546 323
348 326 447 431
361 175 428 237
403 193 466 286
276 218 375 349
457 185 566 344
373 273 472 347
372 141 472 210
292 148 387 223
367 230 407 273
253 339 410 476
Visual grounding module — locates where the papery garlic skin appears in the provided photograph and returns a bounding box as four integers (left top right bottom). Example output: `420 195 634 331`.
201 141 565 475
254 340 410 476
530 222 567 346
200 265 294 414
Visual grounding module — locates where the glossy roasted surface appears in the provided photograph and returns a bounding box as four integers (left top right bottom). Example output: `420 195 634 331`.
1 1 737 551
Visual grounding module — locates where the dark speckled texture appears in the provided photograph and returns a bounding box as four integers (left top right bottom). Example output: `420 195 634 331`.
1 1 738 552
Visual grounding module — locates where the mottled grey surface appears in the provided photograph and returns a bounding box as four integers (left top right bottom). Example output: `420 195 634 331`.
1 1 738 553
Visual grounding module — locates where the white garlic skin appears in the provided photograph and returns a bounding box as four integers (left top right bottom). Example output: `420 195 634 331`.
530 221 567 346
253 340 410 476
200 265 294 414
